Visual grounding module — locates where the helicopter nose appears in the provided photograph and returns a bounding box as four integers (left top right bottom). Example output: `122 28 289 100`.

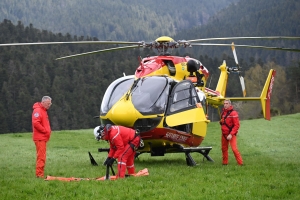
110 100 137 127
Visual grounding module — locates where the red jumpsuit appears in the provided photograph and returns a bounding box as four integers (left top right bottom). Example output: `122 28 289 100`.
220 106 243 165
32 102 51 177
104 125 140 178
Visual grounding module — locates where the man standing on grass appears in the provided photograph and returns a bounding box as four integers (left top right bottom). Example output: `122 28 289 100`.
32 96 52 178
219 99 243 166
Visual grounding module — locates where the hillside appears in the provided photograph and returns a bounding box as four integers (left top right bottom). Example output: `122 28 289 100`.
0 0 238 41
0 114 299 199
175 0 300 66
1 0 298 65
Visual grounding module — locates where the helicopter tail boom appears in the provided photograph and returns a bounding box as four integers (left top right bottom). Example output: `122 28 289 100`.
229 69 276 120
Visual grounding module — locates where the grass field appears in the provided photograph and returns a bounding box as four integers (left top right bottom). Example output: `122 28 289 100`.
0 113 299 200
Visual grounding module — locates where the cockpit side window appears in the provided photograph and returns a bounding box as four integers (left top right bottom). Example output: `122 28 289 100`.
168 80 198 114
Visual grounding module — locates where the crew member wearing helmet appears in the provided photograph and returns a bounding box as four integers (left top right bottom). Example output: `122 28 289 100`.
94 124 141 178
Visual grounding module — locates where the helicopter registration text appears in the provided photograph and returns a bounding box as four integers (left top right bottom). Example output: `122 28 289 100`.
165 132 188 142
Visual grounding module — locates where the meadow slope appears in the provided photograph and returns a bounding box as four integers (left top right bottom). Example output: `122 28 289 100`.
0 113 299 199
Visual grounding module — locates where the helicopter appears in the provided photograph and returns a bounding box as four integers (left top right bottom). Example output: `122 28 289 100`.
1 35 299 166
80 36 297 166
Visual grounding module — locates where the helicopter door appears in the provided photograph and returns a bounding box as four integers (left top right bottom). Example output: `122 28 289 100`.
165 80 209 135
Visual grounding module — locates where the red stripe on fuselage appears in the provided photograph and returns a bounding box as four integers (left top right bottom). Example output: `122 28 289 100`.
140 127 203 147
205 88 220 96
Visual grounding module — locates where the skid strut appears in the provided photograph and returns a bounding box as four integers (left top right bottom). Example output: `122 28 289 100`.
183 147 214 166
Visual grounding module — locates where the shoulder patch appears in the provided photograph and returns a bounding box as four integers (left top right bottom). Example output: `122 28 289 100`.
34 112 40 118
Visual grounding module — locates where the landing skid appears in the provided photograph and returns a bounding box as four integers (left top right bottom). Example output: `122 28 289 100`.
90 146 214 167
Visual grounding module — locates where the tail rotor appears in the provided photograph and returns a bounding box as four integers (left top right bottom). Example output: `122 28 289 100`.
231 42 246 97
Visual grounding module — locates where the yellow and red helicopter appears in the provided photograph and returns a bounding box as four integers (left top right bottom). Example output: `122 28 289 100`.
1 36 299 165
77 36 296 166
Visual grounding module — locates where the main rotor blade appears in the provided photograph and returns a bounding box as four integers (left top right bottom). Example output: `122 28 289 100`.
56 45 140 60
188 36 300 43
239 76 246 97
190 43 300 52
0 41 141 47
231 42 239 65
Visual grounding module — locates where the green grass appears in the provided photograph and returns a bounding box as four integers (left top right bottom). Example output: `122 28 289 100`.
1 114 300 200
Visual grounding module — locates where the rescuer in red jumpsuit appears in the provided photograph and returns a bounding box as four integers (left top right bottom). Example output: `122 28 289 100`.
32 96 52 178
96 124 141 178
220 99 243 166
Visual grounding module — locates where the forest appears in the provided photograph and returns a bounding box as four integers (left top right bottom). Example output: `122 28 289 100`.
176 0 300 66
0 0 238 41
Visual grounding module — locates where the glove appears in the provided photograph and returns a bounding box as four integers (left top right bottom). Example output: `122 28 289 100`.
106 158 116 166
96 135 101 141
219 118 224 125
103 157 111 166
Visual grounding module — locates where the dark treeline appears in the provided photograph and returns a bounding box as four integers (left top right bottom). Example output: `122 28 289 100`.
0 0 238 41
0 19 300 134
0 19 148 133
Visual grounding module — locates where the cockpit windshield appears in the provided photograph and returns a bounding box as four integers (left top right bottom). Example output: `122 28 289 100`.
131 76 170 115
101 75 135 115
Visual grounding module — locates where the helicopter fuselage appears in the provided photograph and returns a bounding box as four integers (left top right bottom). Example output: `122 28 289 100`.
100 55 210 154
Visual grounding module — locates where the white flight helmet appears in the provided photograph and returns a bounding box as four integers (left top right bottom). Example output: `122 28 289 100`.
93 126 100 140
93 125 106 141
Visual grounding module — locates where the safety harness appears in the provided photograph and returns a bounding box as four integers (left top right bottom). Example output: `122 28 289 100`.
220 110 234 138
129 129 144 151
